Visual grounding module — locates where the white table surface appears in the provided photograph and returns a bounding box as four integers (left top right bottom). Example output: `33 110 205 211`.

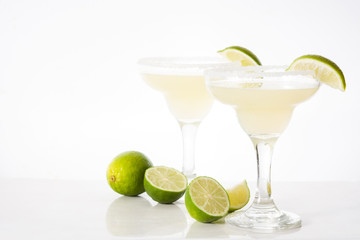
0 179 359 240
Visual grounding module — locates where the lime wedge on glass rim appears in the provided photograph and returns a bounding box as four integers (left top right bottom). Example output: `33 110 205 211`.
185 176 230 223
218 46 262 88
288 55 346 91
218 46 262 66
226 180 250 212
144 166 187 204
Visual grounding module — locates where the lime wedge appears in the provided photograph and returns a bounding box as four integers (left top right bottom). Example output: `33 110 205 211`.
226 180 250 212
218 46 261 66
144 166 187 204
288 55 346 91
185 176 230 223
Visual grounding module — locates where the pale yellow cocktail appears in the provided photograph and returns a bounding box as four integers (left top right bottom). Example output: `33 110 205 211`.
142 74 213 123
209 83 318 135
205 66 320 230
138 57 232 179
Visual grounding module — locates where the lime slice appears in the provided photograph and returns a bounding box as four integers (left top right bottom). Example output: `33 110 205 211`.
144 166 187 204
226 180 250 212
218 46 261 66
185 176 230 223
288 55 346 91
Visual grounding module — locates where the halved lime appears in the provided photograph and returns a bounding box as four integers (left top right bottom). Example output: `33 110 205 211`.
144 166 187 204
218 46 261 66
288 55 346 91
226 180 250 212
185 176 230 223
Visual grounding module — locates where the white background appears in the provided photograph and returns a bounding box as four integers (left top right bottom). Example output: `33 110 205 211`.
0 0 359 182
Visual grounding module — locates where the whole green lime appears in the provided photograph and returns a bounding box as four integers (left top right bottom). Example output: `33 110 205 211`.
107 151 153 196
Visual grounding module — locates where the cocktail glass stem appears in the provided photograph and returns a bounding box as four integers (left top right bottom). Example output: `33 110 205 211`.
178 122 199 180
249 135 280 215
226 134 302 230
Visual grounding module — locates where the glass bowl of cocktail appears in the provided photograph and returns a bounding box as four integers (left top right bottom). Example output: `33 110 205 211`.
204 52 346 231
138 57 238 179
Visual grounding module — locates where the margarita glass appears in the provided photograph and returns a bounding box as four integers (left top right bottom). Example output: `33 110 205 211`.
205 66 319 230
138 57 235 179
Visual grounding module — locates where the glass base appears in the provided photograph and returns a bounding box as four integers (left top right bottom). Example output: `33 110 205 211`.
226 207 301 232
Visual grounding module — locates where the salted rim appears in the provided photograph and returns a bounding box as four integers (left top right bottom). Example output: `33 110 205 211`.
204 65 320 88
204 65 316 78
138 57 240 75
